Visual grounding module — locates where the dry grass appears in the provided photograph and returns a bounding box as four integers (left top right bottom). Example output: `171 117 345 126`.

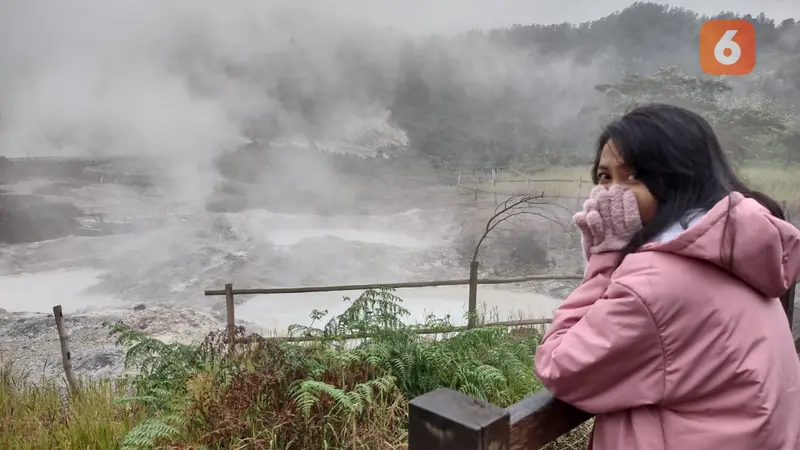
0 360 146 450
739 162 800 215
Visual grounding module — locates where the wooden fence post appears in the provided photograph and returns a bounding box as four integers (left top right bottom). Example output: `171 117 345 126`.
526 177 531 195
474 175 479 201
782 200 795 328
576 177 584 210
52 305 78 393
468 261 479 328
456 172 461 194
784 200 790 222
408 387 509 450
225 283 236 353
492 169 498 205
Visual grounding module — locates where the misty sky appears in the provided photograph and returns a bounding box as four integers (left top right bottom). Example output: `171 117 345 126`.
333 0 799 34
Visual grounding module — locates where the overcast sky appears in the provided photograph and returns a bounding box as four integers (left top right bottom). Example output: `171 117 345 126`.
326 0 799 34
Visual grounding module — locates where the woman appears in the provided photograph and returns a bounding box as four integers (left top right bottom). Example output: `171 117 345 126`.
534 103 800 449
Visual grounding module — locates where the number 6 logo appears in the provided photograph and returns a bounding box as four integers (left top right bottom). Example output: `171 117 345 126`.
714 30 741 65
700 20 755 75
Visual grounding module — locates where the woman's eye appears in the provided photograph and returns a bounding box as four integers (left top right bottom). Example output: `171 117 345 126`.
597 173 610 181
627 173 637 181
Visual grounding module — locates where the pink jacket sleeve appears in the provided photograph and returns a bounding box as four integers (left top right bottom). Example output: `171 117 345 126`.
534 253 665 414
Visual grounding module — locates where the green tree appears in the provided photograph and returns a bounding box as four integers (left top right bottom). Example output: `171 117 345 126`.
594 67 798 162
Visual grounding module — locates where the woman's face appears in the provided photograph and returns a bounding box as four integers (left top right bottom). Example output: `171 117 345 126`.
596 140 658 224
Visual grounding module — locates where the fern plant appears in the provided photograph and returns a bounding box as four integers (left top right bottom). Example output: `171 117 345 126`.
288 287 410 341
109 322 205 448
119 416 184 450
291 375 398 418
287 287 544 407
110 322 204 411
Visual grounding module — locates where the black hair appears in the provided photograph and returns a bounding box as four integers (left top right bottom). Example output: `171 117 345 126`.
592 103 792 317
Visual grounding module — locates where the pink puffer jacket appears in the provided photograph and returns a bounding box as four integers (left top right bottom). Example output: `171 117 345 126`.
535 192 800 450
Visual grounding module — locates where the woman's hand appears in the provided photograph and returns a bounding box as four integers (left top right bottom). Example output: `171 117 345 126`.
573 184 643 260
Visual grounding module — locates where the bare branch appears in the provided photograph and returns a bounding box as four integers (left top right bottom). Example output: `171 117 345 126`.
471 193 570 263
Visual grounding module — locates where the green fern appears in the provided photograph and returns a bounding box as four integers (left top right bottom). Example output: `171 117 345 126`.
120 416 183 450
290 375 399 419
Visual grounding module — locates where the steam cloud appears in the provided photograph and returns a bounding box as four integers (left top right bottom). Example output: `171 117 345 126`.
0 0 408 205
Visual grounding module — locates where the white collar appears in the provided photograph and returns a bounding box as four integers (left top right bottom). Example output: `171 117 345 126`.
651 209 706 243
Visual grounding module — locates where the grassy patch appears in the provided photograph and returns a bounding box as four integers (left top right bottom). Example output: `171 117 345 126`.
0 363 146 450
738 162 800 215
0 288 590 450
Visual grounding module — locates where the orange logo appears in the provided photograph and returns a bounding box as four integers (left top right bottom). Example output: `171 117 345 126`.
700 20 756 75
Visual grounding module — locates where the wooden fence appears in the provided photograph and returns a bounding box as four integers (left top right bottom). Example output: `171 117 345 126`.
79 208 193 226
455 171 587 208
204 269 583 351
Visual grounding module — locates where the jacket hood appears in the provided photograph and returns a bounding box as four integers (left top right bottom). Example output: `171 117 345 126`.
640 192 800 299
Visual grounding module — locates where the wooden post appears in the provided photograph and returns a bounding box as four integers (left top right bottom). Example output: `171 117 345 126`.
52 305 78 393
576 177 584 210
787 283 797 331
225 283 236 354
526 177 530 195
474 174 479 201
492 169 498 205
782 201 795 328
456 172 461 194
408 387 509 450
468 261 479 328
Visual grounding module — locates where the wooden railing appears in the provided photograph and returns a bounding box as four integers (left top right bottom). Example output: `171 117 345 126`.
409 387 590 449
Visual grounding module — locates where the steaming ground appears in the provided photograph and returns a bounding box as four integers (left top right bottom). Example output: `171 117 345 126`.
0 175 581 381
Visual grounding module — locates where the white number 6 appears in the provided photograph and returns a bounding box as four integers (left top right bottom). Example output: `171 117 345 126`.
714 30 741 65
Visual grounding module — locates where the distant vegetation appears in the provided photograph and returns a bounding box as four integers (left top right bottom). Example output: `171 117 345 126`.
0 288 589 449
389 4 800 170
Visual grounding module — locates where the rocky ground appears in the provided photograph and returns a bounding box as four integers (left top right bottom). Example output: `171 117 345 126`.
0 304 225 381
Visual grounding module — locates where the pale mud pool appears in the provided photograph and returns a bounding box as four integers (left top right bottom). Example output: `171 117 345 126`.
236 285 561 334
0 268 128 314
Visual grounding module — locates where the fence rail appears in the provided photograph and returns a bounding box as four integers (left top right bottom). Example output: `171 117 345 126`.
409 387 590 450
204 274 582 296
271 318 554 343
3 156 121 163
